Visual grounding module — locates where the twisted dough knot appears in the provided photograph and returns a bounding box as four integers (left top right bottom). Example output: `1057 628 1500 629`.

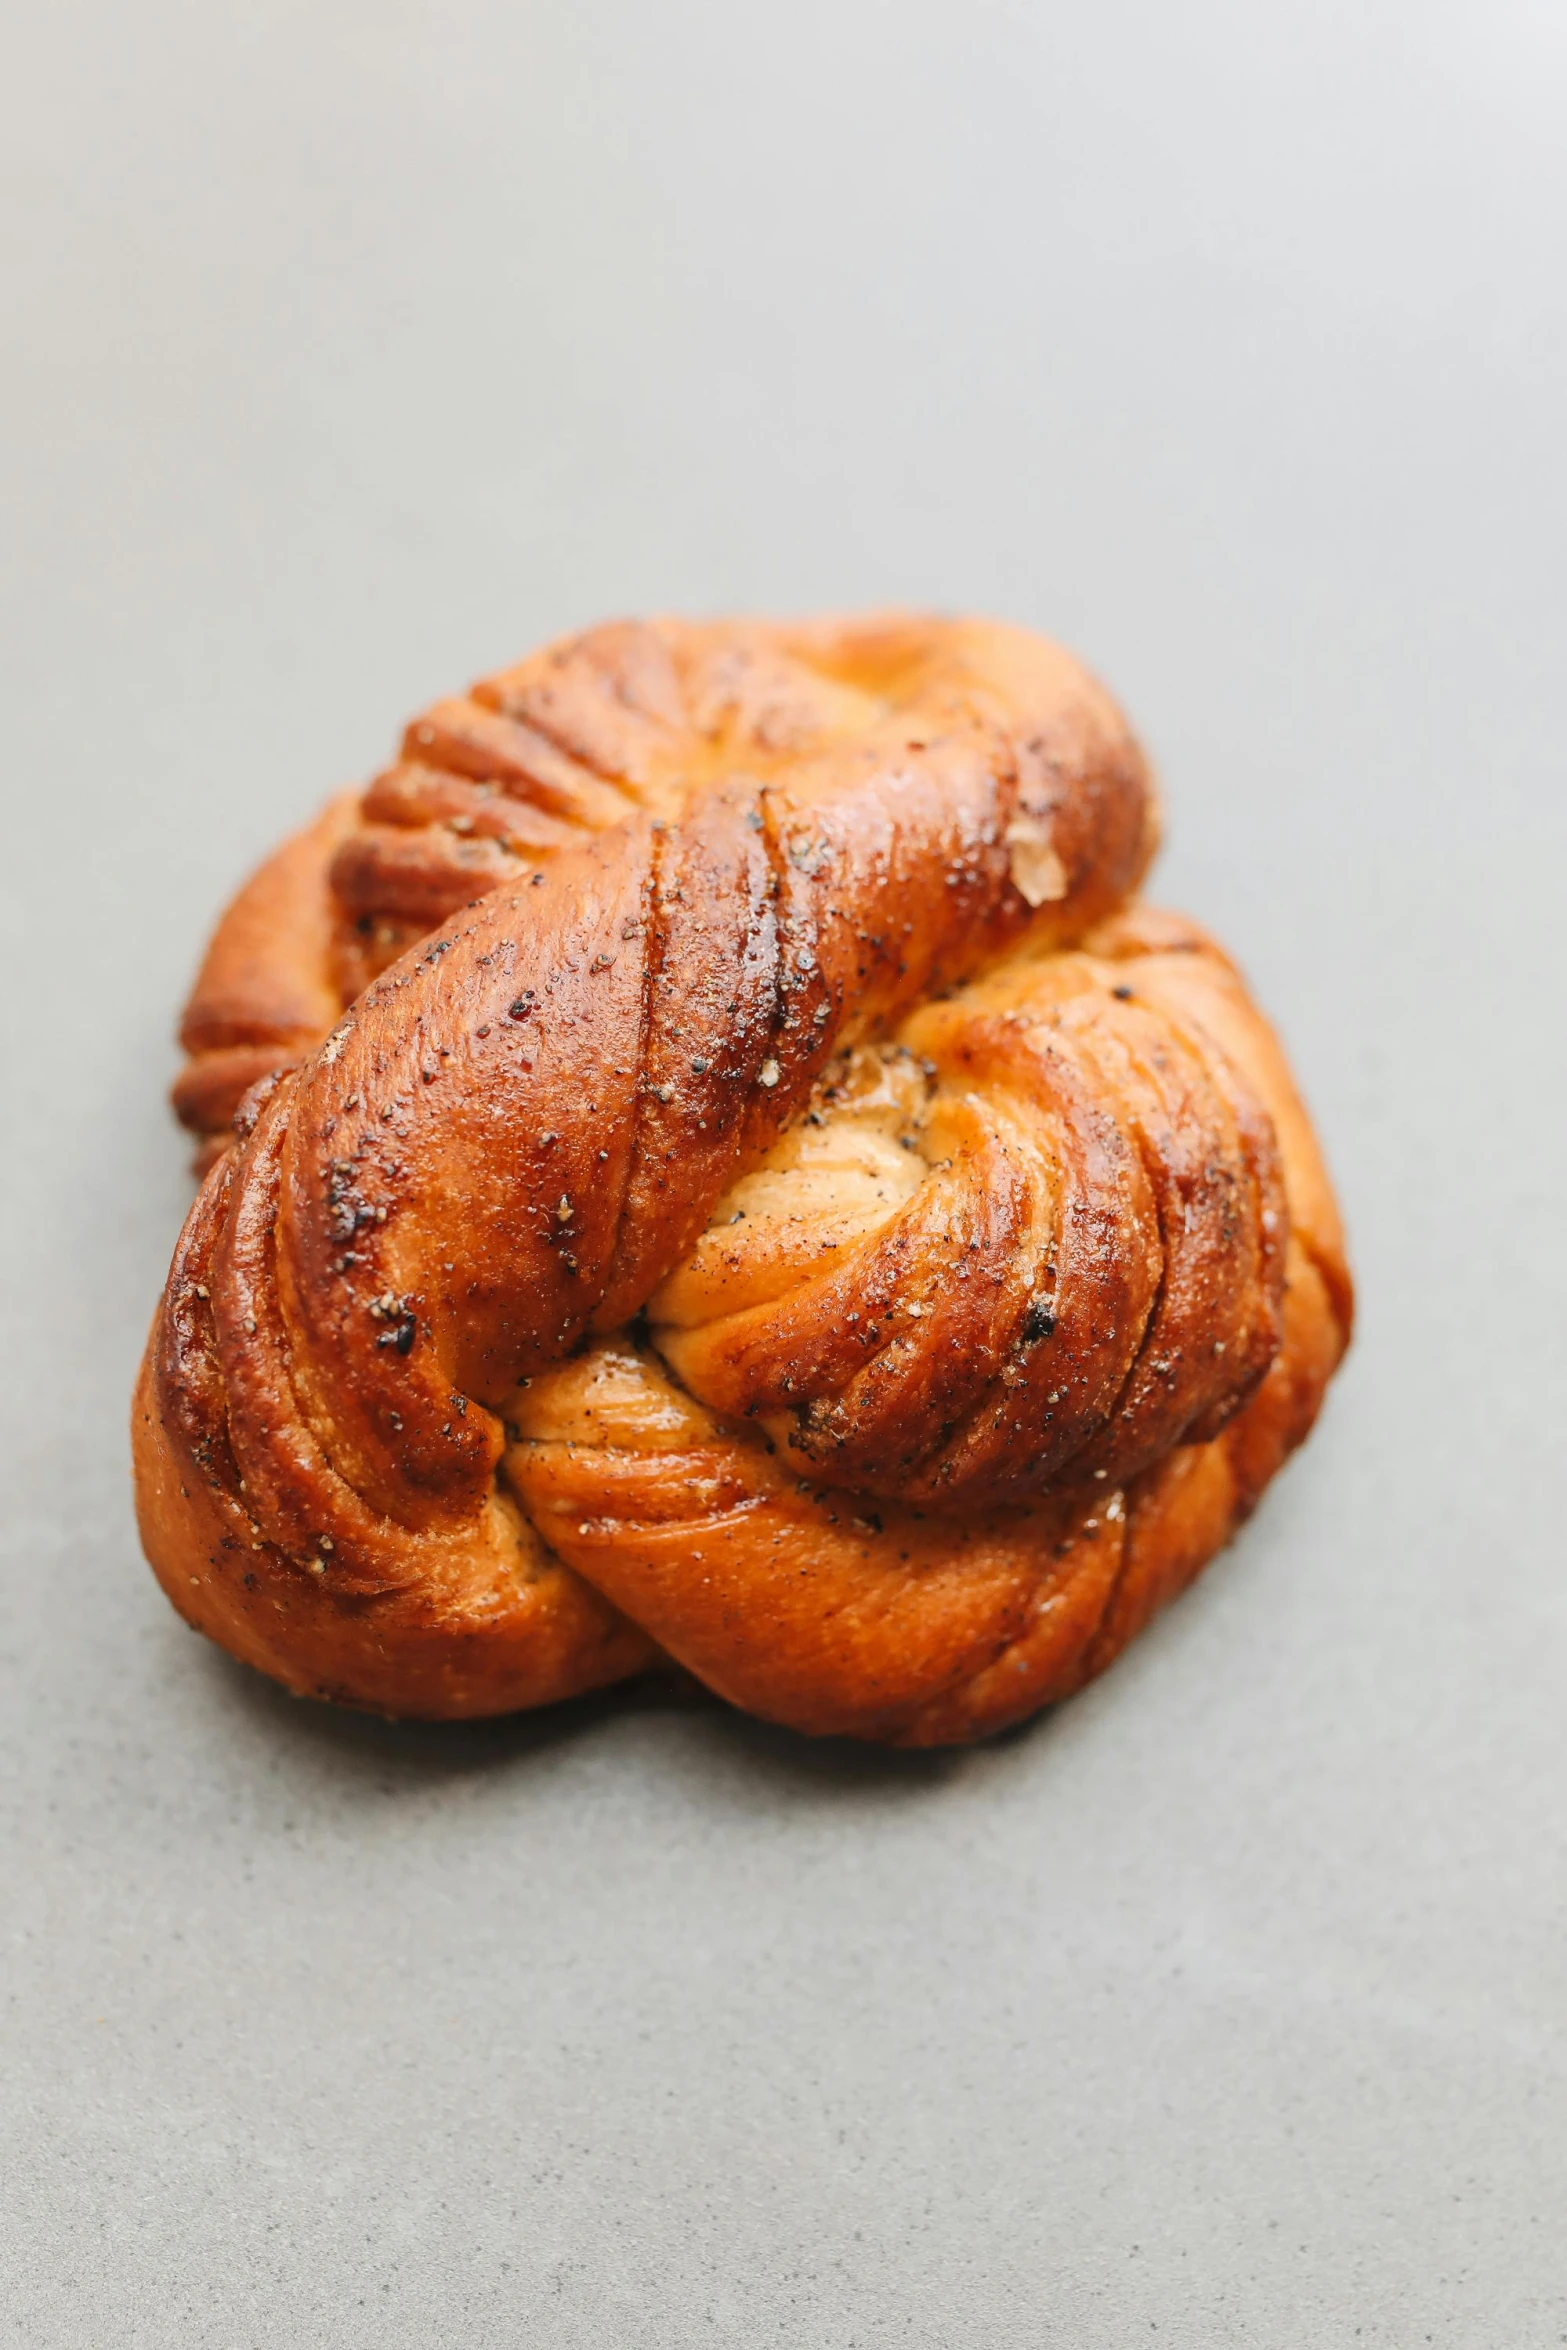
135 616 1351 1744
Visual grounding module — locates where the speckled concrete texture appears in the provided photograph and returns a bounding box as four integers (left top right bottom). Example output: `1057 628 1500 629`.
3 4 1565 2342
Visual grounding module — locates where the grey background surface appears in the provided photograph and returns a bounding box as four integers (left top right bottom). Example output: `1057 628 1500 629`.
3 2 1564 2342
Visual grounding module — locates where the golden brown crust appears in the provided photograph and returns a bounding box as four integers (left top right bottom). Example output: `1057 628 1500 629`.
137 614 1349 1741
169 616 1155 1154
173 792 361 1160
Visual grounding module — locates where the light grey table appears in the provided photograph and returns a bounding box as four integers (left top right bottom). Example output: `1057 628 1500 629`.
4 4 1564 2342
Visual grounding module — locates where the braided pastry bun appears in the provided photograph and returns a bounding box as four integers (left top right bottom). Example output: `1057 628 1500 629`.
134 615 1351 1744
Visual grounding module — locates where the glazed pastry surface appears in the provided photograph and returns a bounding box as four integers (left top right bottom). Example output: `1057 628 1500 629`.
135 615 1350 1741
